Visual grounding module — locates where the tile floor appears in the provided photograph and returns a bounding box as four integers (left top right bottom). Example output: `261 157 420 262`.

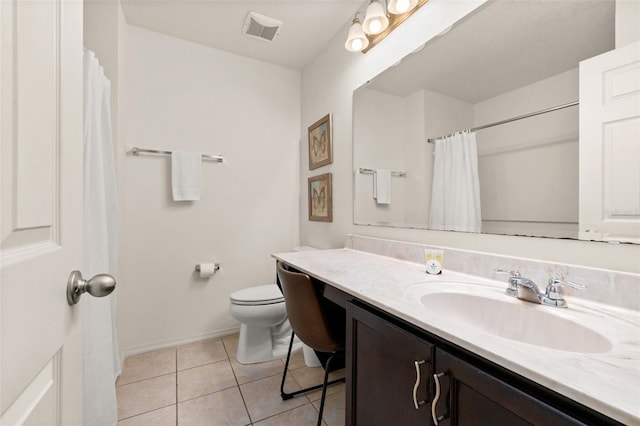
115 335 345 425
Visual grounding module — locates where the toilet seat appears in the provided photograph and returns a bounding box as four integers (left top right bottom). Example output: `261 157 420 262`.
230 284 284 306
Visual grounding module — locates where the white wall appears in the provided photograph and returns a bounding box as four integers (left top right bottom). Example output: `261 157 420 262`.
118 24 301 354
403 90 427 226
300 0 640 274
475 68 579 238
424 89 474 138
616 0 640 47
353 88 407 225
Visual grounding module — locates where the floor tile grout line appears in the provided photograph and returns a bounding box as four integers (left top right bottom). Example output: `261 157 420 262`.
120 336 339 425
177 357 233 374
251 401 320 425
237 383 253 423
117 402 176 422
240 369 308 424
177 383 241 405
116 371 176 388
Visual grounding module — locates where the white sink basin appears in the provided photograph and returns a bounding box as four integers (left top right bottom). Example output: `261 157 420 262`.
412 286 613 354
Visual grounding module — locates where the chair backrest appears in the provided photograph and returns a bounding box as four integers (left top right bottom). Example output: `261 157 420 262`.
276 261 344 353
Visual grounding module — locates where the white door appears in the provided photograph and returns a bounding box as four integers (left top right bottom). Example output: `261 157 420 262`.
579 41 640 243
1 0 84 424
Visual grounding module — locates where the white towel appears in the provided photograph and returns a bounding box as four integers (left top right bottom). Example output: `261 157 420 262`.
374 169 391 205
171 151 202 201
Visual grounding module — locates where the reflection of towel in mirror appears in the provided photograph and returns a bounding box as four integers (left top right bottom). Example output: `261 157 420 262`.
374 169 391 205
171 151 202 201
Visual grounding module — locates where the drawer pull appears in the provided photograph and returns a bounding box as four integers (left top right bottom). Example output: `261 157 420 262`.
412 360 427 409
432 371 449 425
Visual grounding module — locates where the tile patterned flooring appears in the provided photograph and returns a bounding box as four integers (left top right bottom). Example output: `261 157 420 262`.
116 335 345 425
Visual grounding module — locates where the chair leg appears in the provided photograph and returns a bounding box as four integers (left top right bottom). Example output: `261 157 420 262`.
280 332 345 401
317 352 339 426
280 331 298 400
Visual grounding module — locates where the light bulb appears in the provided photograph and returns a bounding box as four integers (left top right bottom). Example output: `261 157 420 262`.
395 0 410 13
362 0 389 35
369 18 382 34
387 0 418 15
344 18 369 52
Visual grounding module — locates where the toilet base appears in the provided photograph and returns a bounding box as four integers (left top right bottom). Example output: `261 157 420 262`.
235 323 303 364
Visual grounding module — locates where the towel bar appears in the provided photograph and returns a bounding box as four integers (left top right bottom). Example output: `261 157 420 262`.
358 168 406 177
129 147 224 163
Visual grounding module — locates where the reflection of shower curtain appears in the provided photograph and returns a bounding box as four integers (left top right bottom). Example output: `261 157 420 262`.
429 132 482 233
83 49 121 426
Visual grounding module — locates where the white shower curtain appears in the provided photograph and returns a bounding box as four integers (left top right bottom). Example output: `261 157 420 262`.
83 49 121 426
429 131 482 233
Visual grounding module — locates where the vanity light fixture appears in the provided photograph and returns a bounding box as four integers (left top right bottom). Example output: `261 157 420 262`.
345 15 370 52
362 0 389 35
345 0 428 53
387 0 419 15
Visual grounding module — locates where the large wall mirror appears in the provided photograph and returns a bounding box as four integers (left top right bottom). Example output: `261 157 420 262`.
353 0 628 240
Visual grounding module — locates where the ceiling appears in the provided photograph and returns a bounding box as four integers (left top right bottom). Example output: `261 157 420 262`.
120 0 365 70
366 0 615 103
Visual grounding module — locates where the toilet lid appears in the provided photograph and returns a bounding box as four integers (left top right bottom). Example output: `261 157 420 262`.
230 284 284 305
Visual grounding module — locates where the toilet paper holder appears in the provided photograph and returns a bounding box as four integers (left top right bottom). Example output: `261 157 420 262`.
195 263 220 272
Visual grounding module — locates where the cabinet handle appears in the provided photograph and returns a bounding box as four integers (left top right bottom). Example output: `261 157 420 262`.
412 360 427 409
432 372 449 425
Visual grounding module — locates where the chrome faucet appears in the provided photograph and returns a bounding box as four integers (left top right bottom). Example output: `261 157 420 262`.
495 270 585 308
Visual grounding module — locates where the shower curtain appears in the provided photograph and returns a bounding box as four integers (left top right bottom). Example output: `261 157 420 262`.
429 131 482 233
83 49 121 426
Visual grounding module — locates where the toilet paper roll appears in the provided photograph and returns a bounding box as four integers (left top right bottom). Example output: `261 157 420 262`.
199 263 217 278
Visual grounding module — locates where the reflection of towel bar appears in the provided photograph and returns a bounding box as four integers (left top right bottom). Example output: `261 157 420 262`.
358 168 406 177
129 147 224 162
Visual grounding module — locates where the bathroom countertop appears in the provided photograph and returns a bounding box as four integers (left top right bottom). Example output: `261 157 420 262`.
272 248 640 425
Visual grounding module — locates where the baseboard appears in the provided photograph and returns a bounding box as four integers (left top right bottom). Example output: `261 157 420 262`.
122 326 241 357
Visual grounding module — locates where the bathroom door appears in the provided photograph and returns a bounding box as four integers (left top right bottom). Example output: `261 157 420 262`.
579 40 640 243
1 0 84 424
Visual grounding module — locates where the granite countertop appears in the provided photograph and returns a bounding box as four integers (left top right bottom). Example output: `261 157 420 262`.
272 248 640 425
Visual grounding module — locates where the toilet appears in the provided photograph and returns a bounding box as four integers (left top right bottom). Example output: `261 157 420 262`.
229 284 301 364
229 247 320 365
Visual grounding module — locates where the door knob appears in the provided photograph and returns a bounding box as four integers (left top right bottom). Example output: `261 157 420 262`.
66 270 116 305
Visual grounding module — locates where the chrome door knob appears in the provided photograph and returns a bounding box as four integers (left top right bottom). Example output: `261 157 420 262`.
66 270 116 305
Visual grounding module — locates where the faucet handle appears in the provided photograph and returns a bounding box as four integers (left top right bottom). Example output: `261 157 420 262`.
494 269 520 297
545 276 585 302
494 269 521 278
548 276 585 290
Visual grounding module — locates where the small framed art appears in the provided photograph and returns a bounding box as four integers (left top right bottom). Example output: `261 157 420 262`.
308 173 332 222
308 113 332 170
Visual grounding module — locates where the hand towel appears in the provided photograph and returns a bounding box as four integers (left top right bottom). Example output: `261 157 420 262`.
171 151 202 201
375 169 391 205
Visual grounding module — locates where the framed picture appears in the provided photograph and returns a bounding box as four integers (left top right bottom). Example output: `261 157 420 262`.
308 113 332 170
308 173 332 222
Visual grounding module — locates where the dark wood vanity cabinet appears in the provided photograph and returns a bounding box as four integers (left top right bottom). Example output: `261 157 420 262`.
432 348 585 426
346 301 619 426
346 302 434 426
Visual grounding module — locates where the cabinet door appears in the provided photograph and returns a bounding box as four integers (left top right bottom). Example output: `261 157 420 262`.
346 302 433 426
432 348 585 426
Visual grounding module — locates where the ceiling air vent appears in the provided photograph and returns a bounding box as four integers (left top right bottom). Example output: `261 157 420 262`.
243 12 282 42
